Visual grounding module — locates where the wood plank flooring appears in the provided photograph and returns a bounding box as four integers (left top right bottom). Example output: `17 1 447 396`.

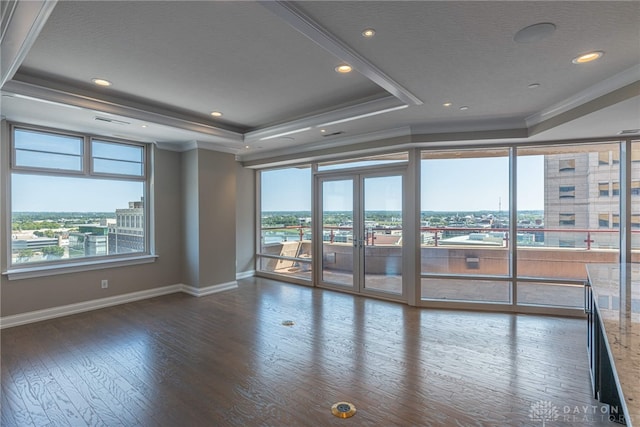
1 277 617 426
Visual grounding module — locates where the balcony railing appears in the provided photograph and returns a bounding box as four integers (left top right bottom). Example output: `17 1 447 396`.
260 225 633 250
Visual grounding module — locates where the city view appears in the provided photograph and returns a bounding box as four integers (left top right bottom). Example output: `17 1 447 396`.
11 199 145 264
261 209 545 246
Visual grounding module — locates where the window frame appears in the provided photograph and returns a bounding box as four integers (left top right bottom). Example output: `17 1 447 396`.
4 123 155 279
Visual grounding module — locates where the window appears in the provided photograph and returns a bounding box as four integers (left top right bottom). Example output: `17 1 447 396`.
632 181 640 196
559 159 575 172
612 151 620 164
598 151 609 165
559 185 575 199
599 213 610 228
633 215 640 229
10 126 148 267
559 213 575 226
258 166 312 280
613 214 620 228
612 181 620 196
599 182 609 196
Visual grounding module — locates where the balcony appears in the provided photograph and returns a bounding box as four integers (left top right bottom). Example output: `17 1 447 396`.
259 225 636 309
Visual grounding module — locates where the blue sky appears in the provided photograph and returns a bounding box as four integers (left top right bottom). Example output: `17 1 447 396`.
261 156 544 212
13 174 143 212
13 155 544 213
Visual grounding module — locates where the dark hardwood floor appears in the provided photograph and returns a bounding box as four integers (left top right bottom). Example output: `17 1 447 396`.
1 277 615 426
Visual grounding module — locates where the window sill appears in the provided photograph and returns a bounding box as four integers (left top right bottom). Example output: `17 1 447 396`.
2 255 158 280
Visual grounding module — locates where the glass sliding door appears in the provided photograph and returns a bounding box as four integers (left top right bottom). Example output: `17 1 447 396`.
362 175 403 295
320 178 355 288
317 170 404 300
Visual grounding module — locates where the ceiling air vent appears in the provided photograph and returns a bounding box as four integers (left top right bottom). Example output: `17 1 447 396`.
94 116 130 125
322 131 344 137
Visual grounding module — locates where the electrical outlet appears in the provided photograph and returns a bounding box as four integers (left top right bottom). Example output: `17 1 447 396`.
101 279 108 289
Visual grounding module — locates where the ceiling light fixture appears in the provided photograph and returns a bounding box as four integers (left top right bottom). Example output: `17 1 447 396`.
91 78 112 87
443 102 452 107
528 83 541 89
572 51 604 64
317 105 408 127
459 106 469 111
141 124 148 128
362 28 375 38
335 64 352 73
210 111 223 117
259 127 312 141
513 22 556 43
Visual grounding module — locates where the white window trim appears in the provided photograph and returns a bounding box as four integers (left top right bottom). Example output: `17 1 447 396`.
2 254 158 280
6 123 154 273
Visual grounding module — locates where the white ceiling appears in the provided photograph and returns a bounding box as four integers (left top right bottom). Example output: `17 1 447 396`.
1 1 639 163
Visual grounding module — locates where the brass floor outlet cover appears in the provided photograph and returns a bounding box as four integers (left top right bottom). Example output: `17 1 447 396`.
331 402 356 418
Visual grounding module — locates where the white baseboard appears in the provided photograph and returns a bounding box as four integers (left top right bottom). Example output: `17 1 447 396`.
0 284 182 329
236 270 255 280
0 281 239 329
181 281 238 297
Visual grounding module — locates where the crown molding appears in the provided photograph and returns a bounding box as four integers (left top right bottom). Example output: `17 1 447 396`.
259 1 422 106
526 64 640 127
245 95 406 143
2 78 244 144
240 126 413 167
155 140 241 154
0 0 57 88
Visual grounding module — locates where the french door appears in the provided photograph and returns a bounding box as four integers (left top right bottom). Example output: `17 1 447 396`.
315 169 405 300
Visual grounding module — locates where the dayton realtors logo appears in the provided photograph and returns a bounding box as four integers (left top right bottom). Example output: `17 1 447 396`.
529 400 559 426
529 400 624 425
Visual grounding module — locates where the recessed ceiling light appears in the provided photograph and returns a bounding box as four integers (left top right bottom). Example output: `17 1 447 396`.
91 78 112 87
335 64 352 73
245 145 250 149
362 28 375 38
528 83 541 89
141 124 148 128
459 106 469 111
443 102 452 107
572 51 604 64
513 23 556 43
320 129 326 133
210 111 223 117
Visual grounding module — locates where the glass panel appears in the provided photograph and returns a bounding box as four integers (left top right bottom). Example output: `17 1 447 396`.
633 141 640 254
322 179 354 287
421 278 510 303
93 158 143 176
318 152 407 171
517 282 583 308
11 174 144 265
421 148 510 279
92 140 144 176
258 166 312 280
516 143 620 290
14 128 83 171
363 175 402 295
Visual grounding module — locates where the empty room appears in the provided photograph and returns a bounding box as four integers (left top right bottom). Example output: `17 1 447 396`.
1 1 639 426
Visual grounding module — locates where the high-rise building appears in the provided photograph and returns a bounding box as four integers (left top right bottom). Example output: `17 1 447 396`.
68 225 108 258
108 198 145 254
544 148 640 249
